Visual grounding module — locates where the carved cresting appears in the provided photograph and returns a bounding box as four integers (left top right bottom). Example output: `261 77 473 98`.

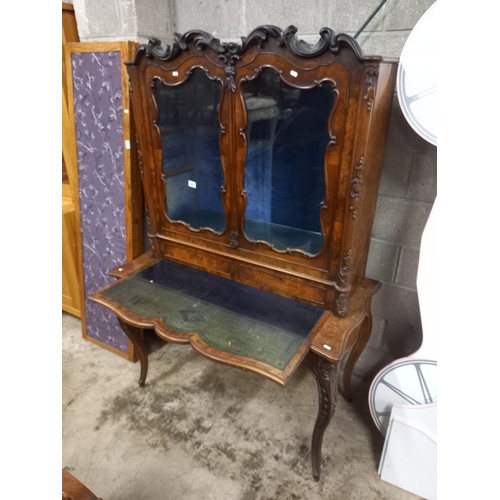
131 25 365 92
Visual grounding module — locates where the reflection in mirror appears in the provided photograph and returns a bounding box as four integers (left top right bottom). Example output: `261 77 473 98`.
242 68 336 255
153 69 225 233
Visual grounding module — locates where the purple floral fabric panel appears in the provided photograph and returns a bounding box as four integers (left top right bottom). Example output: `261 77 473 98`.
72 51 128 353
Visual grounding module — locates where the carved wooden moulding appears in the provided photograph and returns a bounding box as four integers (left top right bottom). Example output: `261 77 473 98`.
126 25 397 317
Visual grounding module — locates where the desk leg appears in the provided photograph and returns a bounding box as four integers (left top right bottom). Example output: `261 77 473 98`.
305 351 339 481
340 313 372 402
118 318 148 387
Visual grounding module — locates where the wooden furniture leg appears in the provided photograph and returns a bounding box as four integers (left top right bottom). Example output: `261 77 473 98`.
340 313 372 402
304 351 339 481
118 318 148 386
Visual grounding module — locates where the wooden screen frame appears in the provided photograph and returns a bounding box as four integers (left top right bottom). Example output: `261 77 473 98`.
64 41 144 361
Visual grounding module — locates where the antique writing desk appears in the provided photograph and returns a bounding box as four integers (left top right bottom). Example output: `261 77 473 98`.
90 26 396 480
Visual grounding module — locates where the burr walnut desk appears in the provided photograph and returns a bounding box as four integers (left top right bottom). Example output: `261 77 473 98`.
90 25 396 480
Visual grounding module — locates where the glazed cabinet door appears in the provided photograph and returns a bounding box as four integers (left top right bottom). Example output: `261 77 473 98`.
134 56 233 248
240 67 335 255
152 69 226 233
233 57 351 272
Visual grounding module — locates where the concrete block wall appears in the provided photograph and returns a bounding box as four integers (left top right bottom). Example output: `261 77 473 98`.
73 0 435 58
71 0 437 378
361 98 436 376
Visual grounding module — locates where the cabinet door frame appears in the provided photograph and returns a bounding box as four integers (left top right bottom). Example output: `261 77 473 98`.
142 59 232 243
233 56 351 268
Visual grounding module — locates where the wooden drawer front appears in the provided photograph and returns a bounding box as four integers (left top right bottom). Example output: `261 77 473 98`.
159 240 232 279
238 264 326 307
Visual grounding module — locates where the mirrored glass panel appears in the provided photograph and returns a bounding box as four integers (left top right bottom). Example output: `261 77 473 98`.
153 69 225 233
242 68 336 254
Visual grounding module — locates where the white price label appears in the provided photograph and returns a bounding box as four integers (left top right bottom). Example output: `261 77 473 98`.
188 180 197 189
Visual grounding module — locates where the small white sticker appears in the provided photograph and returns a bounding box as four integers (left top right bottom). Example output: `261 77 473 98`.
323 344 332 351
290 70 298 77
118 267 123 271
123 109 129 114
172 70 179 77
188 180 197 189
125 140 131 150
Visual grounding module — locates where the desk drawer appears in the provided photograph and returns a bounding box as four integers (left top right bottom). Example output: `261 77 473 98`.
238 264 326 307
159 240 232 279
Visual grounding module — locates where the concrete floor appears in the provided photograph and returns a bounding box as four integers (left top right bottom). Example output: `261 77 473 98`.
62 312 420 500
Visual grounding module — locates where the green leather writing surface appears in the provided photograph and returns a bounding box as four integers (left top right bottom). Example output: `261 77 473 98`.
102 260 324 370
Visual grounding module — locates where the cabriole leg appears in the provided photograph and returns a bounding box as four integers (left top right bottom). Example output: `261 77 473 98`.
304 351 339 481
118 318 148 387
